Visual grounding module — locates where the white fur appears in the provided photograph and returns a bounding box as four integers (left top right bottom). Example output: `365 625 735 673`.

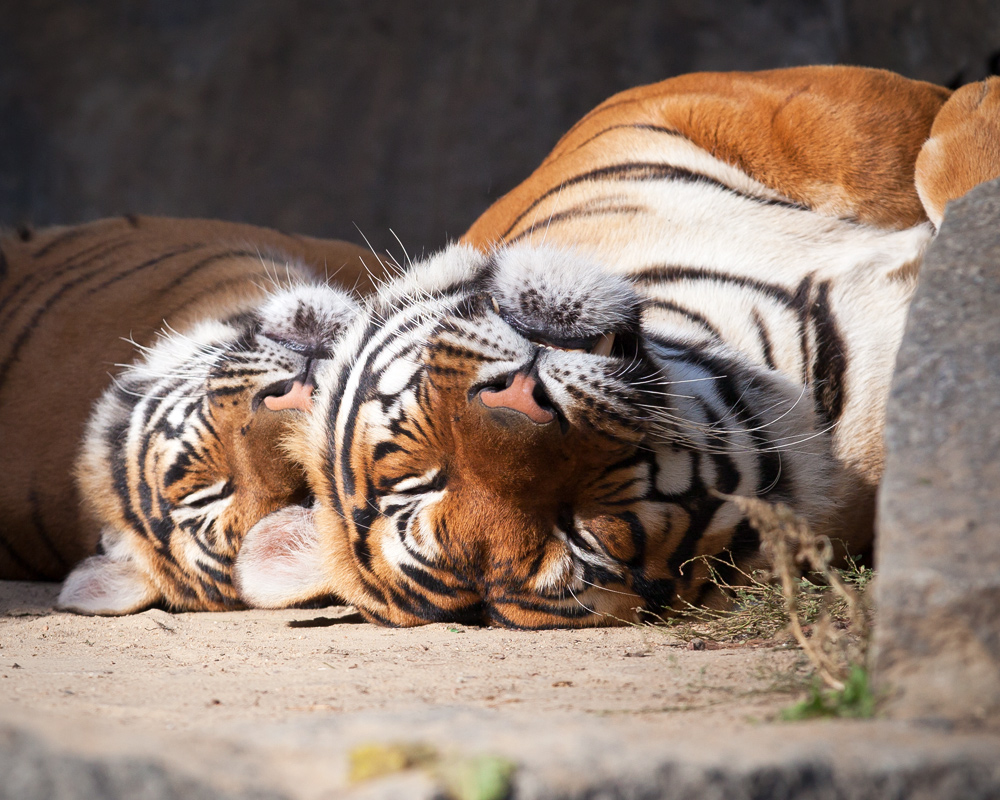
233 506 331 608
57 553 158 616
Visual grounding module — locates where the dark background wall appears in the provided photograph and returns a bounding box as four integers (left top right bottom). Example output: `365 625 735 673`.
2 0 999 257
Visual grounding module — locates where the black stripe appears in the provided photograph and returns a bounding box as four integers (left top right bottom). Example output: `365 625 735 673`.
792 275 813 386
631 264 797 308
31 225 93 260
809 280 848 422
29 489 70 571
0 274 33 322
372 441 406 461
150 248 270 298
750 308 776 370
504 203 645 246
501 161 804 242
566 122 684 156
0 236 133 334
83 243 204 296
399 562 462 598
550 94 659 151
486 605 533 630
631 575 677 611
194 559 231 586
492 593 594 621
645 298 723 339
0 243 202 392
692 519 762 604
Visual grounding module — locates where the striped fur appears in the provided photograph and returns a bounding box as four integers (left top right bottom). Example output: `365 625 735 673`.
0 215 376 611
235 67 1000 628
60 282 361 613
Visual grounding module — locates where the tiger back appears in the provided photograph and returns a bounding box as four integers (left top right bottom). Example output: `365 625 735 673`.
0 215 375 593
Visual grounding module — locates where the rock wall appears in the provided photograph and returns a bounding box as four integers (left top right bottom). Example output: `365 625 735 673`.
2 1 999 254
874 178 1000 725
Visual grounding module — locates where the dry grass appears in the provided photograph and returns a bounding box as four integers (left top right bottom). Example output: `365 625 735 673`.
646 494 874 697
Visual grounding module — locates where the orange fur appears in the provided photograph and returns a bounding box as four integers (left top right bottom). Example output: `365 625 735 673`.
464 66 950 249
0 215 374 582
916 77 1000 227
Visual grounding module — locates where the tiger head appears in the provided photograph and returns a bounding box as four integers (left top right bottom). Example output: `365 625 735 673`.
236 244 823 628
59 281 361 614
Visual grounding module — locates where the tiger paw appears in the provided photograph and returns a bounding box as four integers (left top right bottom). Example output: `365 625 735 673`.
916 77 1000 227
57 555 160 615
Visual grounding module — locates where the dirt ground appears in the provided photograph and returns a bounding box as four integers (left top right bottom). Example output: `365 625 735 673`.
0 579 812 734
6 579 1000 800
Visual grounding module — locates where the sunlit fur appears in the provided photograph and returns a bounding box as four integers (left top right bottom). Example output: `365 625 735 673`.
235 67 1000 629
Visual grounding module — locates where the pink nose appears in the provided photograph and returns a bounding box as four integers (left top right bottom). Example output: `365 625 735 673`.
263 380 314 412
479 373 555 424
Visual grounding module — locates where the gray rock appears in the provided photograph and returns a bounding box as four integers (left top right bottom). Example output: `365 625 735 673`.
874 178 1000 724
0 725 284 800
3 712 1000 800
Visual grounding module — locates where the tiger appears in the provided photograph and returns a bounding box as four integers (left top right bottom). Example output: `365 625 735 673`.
232 66 1000 629
0 215 383 613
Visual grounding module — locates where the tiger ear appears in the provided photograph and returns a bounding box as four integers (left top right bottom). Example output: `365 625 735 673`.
57 554 160 615
916 77 1000 228
233 505 332 608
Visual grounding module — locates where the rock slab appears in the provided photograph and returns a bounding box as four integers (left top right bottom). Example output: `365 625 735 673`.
874 177 1000 723
2 711 1000 800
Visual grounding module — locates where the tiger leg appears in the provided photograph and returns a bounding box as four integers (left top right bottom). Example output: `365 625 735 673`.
916 77 1000 228
57 552 160 615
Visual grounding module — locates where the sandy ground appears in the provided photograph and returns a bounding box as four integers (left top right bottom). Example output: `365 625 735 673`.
0 580 812 734
6 580 1000 800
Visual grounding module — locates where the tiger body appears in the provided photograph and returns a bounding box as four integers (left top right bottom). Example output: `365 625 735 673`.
0 215 375 611
234 67 1000 628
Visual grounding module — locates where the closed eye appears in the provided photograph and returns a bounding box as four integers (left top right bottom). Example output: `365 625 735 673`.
377 468 447 515
387 468 446 496
180 480 233 508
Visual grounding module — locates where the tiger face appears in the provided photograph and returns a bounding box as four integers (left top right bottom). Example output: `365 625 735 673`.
236 244 830 628
59 282 360 614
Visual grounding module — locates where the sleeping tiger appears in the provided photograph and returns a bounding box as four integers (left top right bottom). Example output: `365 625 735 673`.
0 216 380 612
229 66 1000 628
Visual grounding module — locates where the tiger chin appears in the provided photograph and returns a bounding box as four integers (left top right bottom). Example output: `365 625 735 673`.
234 67 1000 629
58 281 360 615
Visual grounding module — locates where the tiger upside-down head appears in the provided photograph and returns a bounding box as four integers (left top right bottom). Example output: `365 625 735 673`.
59 281 360 614
235 243 832 628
